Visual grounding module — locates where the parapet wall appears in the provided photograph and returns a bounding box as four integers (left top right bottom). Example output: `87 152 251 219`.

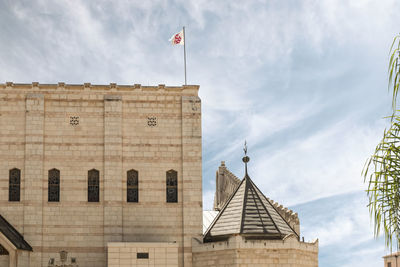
192 235 318 267
265 196 300 235
0 82 199 98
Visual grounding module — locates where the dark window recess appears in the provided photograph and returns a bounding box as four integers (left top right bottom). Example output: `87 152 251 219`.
127 170 138 202
88 169 99 202
48 169 60 202
0 244 9 255
137 252 149 259
388 263 391 267
166 170 178 203
9 168 20 202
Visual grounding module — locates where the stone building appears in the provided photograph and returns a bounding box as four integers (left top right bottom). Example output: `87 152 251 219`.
0 82 202 267
195 159 318 267
0 82 318 267
383 252 399 267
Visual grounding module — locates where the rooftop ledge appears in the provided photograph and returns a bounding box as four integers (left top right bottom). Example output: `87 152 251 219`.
0 82 200 94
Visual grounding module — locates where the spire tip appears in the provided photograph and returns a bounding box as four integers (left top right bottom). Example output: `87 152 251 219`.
242 141 250 177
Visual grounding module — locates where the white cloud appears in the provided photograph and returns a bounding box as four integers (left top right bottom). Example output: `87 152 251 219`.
1 1 399 266
202 189 215 210
250 116 386 205
294 191 386 266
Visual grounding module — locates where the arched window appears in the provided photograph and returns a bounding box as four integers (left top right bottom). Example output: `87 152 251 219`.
127 170 139 203
166 170 178 203
9 168 20 202
48 169 60 202
88 169 99 202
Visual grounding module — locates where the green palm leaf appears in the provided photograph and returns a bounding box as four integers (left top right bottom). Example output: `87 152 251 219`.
363 33 400 250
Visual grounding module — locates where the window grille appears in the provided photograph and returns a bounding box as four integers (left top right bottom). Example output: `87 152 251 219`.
48 169 60 202
88 169 99 202
127 170 138 202
9 168 20 202
70 116 79 126
147 117 157 127
166 170 177 203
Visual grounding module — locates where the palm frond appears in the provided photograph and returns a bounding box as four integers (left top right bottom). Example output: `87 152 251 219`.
364 35 400 249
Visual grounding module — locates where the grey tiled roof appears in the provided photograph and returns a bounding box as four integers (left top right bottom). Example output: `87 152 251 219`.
0 214 32 251
204 174 298 242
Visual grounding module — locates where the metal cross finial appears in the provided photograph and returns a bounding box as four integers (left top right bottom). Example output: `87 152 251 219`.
242 141 250 178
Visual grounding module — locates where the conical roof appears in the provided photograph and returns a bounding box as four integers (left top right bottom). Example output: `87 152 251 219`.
204 163 298 242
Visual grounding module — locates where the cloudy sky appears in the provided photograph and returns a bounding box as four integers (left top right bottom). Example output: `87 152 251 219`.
1 0 399 265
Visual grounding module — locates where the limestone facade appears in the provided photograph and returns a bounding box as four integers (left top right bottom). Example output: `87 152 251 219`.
192 235 318 267
107 242 178 267
0 81 319 267
0 83 202 267
383 252 400 267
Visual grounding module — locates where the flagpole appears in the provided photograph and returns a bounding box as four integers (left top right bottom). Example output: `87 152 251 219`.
183 26 187 85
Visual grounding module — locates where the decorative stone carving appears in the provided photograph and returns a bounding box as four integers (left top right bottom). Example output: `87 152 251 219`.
47 251 78 267
69 116 79 126
147 117 157 127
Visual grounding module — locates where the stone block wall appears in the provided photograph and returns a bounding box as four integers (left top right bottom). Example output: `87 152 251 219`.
0 255 8 267
107 242 178 267
17 251 30 267
0 83 202 267
192 235 318 267
383 252 400 267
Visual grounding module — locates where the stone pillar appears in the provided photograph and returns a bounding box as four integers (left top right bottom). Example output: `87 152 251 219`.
23 94 44 267
8 250 16 267
103 95 123 245
181 91 202 267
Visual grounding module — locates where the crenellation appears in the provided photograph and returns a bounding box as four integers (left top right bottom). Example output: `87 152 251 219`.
57 82 65 89
1 83 199 94
83 83 91 91
32 82 39 89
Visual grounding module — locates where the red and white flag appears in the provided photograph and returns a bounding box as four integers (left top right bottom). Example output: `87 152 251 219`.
169 30 184 45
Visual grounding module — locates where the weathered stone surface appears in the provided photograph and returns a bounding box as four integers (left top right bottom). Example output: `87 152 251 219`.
0 83 202 267
193 235 318 267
